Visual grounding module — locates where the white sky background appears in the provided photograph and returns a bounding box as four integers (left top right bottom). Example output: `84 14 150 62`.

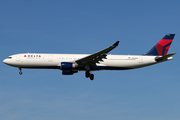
0 0 180 120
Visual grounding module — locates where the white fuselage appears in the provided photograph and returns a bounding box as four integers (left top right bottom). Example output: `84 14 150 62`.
3 53 169 71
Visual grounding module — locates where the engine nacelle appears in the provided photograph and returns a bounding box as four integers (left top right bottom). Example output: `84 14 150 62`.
62 70 78 75
61 62 77 70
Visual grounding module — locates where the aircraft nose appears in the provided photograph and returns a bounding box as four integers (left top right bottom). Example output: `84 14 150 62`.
3 59 7 64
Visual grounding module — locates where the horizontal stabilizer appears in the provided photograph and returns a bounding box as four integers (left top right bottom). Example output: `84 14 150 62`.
155 53 176 62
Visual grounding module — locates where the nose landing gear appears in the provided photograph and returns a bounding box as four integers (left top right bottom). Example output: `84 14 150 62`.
19 68 22 75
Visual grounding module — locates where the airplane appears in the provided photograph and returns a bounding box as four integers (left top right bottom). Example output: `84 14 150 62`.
3 34 176 80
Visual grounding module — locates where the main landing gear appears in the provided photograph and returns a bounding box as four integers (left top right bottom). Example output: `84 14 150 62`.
19 68 22 75
85 71 94 80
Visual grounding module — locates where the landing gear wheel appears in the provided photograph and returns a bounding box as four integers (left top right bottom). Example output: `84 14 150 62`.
19 68 22 75
90 74 94 80
85 70 94 80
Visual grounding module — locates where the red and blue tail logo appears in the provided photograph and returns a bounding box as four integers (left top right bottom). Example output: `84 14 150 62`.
145 34 175 56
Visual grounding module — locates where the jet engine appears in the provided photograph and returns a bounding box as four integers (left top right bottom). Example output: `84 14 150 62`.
60 62 77 70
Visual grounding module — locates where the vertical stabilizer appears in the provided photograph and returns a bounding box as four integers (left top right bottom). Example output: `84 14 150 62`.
145 34 175 56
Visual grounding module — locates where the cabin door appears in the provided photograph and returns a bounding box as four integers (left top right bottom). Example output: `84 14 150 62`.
139 57 143 63
49 55 53 62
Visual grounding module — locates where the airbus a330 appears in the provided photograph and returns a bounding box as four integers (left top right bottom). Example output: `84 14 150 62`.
3 34 176 80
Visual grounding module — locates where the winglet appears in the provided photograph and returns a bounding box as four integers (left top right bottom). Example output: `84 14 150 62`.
113 41 119 47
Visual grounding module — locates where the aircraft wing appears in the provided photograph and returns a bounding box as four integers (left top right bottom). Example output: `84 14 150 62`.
75 41 119 67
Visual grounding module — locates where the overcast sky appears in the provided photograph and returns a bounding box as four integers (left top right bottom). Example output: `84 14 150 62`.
0 0 180 120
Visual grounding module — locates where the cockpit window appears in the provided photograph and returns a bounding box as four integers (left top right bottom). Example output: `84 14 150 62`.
7 57 12 59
